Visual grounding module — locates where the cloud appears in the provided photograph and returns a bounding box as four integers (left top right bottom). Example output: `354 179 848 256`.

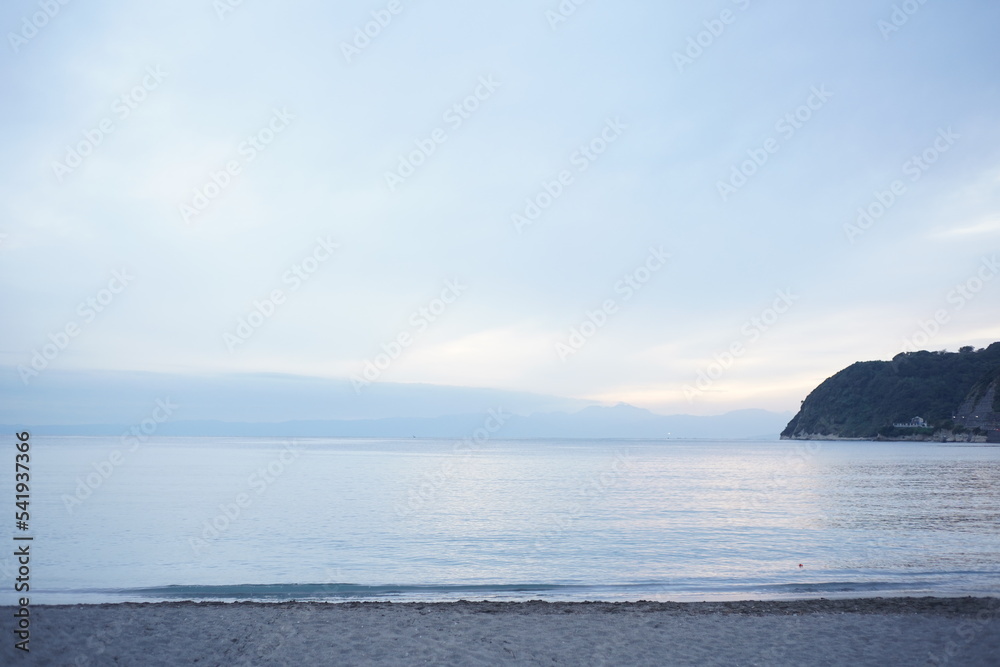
3 0 999 418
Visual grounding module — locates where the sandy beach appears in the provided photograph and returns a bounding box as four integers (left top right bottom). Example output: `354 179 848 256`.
3 597 997 666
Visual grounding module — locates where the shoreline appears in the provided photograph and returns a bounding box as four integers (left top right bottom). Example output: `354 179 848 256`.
12 594 1000 614
781 434 993 442
5 597 998 665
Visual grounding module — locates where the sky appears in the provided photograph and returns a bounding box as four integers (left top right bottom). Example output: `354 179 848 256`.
2 0 999 420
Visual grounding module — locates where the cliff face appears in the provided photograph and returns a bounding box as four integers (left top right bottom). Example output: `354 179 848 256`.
781 343 1000 441
954 370 1000 441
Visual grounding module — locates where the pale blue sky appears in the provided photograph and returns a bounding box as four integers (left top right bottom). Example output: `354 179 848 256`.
2 0 998 418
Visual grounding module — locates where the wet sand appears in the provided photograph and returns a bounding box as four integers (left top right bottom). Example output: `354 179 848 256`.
3 596 998 666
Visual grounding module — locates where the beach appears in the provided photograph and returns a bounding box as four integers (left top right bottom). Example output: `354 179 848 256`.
4 597 998 666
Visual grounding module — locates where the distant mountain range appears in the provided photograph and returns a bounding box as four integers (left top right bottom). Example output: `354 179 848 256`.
782 342 1000 441
1 367 791 439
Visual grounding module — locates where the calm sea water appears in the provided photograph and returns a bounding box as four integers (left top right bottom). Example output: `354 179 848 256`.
3 436 999 605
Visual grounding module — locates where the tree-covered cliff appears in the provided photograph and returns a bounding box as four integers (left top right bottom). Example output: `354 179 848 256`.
781 343 1000 439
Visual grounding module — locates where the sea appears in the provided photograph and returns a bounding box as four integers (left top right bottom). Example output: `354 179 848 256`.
3 436 999 605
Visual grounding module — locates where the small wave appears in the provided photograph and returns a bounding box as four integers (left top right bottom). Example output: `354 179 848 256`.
740 581 925 594
82 578 951 603
111 583 593 601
